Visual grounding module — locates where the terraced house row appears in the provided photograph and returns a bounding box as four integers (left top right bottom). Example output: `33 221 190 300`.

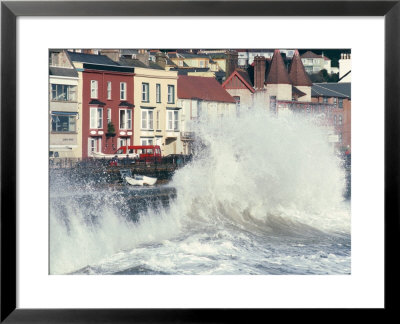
49 49 351 159
49 49 236 159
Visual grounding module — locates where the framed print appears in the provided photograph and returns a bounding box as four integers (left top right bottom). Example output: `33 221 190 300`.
1 0 399 322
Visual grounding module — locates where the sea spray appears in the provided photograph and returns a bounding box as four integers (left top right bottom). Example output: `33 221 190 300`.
50 108 350 275
171 110 348 232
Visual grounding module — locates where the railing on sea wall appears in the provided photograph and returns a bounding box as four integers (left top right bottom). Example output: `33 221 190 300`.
49 155 192 170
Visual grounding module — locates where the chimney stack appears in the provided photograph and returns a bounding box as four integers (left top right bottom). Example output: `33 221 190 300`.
254 56 266 90
137 49 150 66
156 52 166 69
225 50 238 78
100 49 120 62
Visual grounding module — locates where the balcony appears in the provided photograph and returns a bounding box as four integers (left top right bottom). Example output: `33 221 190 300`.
180 131 195 141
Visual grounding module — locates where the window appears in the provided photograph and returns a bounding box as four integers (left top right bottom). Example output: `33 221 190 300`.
333 97 337 106
119 109 132 129
323 97 328 104
334 115 337 125
168 85 175 104
141 110 154 130
142 83 149 102
199 60 205 68
51 84 77 101
118 137 130 148
107 108 112 124
338 115 343 125
91 80 98 98
51 114 76 132
141 138 154 145
156 84 161 103
107 82 112 99
156 110 160 130
88 137 101 155
90 107 103 129
174 111 179 131
120 82 127 100
167 110 179 131
338 98 343 108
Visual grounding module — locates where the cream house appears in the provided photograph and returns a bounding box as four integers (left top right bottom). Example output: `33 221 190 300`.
49 50 81 158
124 61 181 156
177 75 236 154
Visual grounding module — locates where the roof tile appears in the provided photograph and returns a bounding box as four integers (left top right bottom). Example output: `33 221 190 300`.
178 75 236 103
265 50 291 85
289 50 312 86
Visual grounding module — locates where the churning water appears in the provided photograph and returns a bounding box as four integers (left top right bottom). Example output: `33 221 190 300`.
50 109 350 275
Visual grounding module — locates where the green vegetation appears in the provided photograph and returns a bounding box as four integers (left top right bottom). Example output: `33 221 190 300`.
309 69 339 83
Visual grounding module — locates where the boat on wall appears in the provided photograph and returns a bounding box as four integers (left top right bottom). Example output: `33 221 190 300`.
125 175 158 186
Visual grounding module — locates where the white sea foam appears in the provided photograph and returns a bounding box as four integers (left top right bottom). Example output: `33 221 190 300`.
50 108 350 275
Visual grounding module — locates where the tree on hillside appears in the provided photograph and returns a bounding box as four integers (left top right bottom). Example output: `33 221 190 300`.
309 69 339 83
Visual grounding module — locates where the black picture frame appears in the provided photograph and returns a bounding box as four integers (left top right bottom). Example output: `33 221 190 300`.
1 0 399 322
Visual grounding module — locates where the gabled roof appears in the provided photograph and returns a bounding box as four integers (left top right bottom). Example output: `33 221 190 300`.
222 68 255 93
288 50 312 87
49 67 78 78
301 51 322 59
67 51 120 66
178 75 236 103
311 82 351 99
265 50 291 85
301 50 331 61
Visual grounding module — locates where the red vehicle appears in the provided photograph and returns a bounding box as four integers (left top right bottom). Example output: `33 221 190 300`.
115 145 162 163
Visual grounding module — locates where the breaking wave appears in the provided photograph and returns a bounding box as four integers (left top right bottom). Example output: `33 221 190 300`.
50 109 350 275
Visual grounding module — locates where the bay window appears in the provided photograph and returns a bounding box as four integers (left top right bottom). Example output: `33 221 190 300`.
51 113 76 132
51 84 77 102
167 110 179 131
90 107 103 129
119 109 132 130
141 110 154 130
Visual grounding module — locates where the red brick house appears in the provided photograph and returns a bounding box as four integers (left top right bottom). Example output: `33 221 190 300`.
68 52 135 158
311 83 351 151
